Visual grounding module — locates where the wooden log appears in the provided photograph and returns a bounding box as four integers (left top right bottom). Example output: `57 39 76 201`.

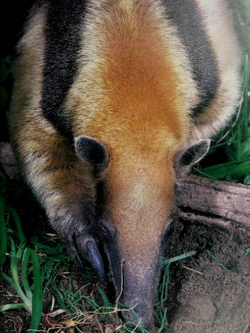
176 175 250 230
1 142 250 229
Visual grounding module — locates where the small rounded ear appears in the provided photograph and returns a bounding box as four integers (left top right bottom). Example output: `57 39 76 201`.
75 136 109 171
178 139 211 168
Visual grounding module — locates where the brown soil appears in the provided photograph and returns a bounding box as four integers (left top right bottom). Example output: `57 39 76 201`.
0 180 250 333
164 219 250 333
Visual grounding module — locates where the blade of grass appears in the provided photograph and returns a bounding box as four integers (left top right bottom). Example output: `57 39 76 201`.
157 308 168 333
116 305 150 333
58 280 78 313
97 286 110 307
206 251 228 271
7 207 26 245
81 295 99 310
29 249 43 332
22 248 33 299
167 250 197 265
0 196 7 270
155 250 197 329
244 247 250 256
0 303 25 311
158 250 197 305
201 159 250 179
10 239 32 313
50 284 66 309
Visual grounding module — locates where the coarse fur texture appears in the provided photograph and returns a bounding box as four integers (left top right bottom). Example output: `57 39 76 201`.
9 0 242 328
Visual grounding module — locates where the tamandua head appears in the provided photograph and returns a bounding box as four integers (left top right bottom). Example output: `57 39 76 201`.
74 135 210 328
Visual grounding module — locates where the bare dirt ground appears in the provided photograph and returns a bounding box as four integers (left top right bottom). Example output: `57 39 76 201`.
164 219 250 333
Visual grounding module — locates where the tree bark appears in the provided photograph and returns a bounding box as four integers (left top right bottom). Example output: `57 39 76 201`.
176 175 250 230
1 142 250 229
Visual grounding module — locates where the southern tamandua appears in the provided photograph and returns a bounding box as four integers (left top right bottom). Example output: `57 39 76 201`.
9 0 243 328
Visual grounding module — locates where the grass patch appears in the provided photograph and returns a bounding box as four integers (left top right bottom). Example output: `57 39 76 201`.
155 250 197 331
0 1 249 332
244 247 250 256
195 55 250 183
0 194 43 332
0 180 197 332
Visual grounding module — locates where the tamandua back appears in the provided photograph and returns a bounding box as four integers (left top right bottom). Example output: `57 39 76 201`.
9 0 242 328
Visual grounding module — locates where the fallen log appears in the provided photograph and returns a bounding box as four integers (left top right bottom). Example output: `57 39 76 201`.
1 142 250 230
176 175 250 230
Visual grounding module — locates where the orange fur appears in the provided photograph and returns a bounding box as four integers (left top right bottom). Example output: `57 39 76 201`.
74 0 190 260
9 0 242 326
83 1 189 147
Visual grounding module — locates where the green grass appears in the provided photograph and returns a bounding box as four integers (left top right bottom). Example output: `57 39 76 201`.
194 2 250 183
196 55 250 183
0 2 249 332
244 247 250 256
1 52 249 332
194 54 250 183
155 250 197 332
0 194 43 333
0 182 198 332
206 250 228 272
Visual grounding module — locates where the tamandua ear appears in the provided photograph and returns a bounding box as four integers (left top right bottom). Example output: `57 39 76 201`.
178 139 210 168
75 136 109 171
